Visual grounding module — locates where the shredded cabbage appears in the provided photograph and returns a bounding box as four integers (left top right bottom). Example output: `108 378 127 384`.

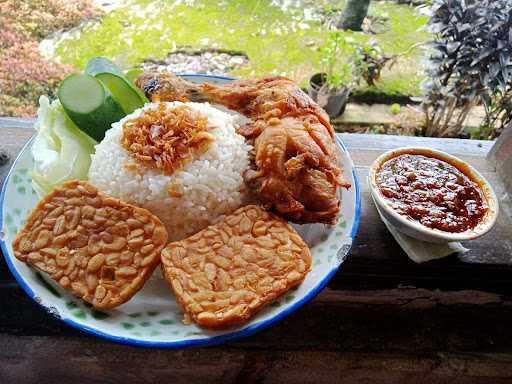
31 95 97 196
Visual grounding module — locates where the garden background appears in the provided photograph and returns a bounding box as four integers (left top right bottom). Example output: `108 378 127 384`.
1 0 511 140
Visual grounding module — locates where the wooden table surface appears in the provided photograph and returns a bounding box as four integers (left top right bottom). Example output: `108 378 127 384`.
1 124 512 384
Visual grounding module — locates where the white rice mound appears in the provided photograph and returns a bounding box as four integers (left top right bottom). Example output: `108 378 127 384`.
88 101 252 241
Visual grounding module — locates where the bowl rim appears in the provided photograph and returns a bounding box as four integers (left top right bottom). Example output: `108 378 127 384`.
368 146 499 242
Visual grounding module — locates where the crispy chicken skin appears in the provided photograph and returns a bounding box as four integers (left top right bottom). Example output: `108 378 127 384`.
136 72 351 224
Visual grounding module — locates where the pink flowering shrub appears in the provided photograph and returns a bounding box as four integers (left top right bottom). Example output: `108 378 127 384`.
0 0 103 40
0 23 30 50
0 0 102 117
0 43 75 117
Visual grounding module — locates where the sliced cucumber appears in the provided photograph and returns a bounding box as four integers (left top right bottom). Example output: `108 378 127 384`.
86 57 148 104
58 74 125 142
85 56 125 77
96 73 144 114
125 68 144 83
125 68 149 101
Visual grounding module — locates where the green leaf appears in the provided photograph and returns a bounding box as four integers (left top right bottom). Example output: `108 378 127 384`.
66 301 78 310
128 312 142 318
17 186 26 195
31 96 96 194
150 330 161 336
147 311 159 317
125 68 144 84
139 321 151 327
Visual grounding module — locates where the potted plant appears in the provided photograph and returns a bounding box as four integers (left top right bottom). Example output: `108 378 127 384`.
309 32 353 119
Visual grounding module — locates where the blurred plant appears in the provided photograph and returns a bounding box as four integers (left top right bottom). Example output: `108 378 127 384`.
0 43 74 117
0 0 102 40
318 31 354 90
477 91 512 139
422 0 512 138
0 23 30 49
350 39 425 88
351 40 396 86
0 0 101 117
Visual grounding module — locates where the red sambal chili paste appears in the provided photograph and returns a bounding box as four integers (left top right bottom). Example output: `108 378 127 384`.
376 154 488 233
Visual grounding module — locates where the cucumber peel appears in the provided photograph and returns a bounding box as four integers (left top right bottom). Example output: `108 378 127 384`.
96 72 145 114
86 57 148 104
85 56 125 77
125 68 144 84
58 74 125 142
125 68 148 101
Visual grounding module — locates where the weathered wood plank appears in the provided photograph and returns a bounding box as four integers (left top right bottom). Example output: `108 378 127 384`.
339 133 493 157
2 337 512 384
0 127 33 184
2 285 512 352
0 117 34 129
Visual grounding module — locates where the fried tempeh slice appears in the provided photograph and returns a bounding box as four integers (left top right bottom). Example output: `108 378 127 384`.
161 205 311 329
13 180 168 309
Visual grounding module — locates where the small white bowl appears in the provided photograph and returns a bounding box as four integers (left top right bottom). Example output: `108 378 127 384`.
368 147 499 243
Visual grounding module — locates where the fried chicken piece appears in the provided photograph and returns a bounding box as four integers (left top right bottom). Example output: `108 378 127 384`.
136 72 351 224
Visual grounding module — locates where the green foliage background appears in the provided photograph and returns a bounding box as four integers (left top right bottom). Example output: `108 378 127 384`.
56 0 430 95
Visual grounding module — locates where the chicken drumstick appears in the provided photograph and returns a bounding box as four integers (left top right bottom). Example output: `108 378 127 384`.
136 72 350 224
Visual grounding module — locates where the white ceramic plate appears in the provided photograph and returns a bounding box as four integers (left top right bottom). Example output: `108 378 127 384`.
0 74 361 347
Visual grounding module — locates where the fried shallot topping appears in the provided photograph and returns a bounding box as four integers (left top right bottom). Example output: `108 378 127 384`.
122 103 215 175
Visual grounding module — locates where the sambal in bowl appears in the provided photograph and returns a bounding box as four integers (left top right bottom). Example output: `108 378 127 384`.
368 147 499 243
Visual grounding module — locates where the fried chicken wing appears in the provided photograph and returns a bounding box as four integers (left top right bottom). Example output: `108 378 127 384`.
136 72 351 224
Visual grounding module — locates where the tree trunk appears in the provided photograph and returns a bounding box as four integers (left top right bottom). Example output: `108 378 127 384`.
337 0 371 31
